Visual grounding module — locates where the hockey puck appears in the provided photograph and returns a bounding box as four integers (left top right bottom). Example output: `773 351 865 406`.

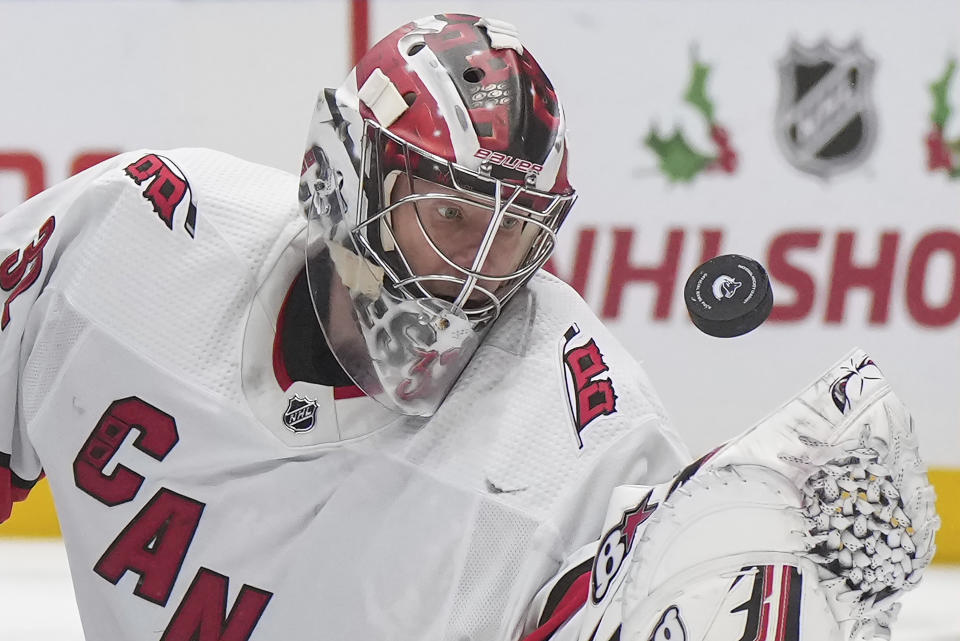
684 254 773 338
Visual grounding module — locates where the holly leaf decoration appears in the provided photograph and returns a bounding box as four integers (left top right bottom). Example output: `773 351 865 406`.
684 59 715 123
930 59 956 129
644 128 713 182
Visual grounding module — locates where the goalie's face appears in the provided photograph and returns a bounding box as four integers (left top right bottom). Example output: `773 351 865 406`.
388 176 539 305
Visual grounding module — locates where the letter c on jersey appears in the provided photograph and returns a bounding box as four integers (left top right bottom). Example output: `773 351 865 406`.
73 397 180 506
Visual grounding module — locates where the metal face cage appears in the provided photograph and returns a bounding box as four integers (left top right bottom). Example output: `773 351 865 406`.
353 120 577 324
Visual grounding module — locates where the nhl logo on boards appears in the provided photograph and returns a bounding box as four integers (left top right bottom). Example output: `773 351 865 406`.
775 39 877 178
283 395 319 433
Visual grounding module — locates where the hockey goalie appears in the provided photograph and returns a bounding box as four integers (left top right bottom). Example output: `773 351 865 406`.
0 12 939 641
522 351 940 641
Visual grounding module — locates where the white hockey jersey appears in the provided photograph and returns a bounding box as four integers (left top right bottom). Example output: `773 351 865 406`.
0 148 689 641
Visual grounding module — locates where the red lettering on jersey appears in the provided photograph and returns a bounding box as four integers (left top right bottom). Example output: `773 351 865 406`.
124 154 197 237
73 397 179 507
94 488 205 606
161 568 273 641
0 216 55 330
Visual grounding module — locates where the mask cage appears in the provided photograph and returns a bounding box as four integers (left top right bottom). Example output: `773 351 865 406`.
353 120 576 324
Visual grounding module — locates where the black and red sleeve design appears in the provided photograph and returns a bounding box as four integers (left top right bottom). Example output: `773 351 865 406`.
0 452 41 523
522 558 593 641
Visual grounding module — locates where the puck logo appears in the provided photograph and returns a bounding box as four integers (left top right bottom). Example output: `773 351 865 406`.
283 395 319 433
711 274 742 300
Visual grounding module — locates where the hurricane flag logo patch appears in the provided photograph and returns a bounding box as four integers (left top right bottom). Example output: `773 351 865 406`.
560 324 618 448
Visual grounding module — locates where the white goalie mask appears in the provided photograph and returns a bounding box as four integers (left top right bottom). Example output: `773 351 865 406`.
299 14 576 416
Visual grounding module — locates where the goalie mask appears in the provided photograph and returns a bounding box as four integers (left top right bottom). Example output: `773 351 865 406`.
299 13 576 416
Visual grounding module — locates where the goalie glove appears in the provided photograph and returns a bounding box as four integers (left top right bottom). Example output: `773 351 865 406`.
554 348 939 641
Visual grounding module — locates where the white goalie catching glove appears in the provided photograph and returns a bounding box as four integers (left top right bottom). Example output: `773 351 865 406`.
524 349 939 641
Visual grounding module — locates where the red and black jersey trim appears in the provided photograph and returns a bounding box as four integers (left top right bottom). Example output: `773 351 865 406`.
272 269 364 399
271 273 298 392
0 451 42 522
0 452 40 491
523 558 593 641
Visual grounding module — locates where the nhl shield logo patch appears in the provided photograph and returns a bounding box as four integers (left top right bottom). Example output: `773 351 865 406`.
775 39 877 177
283 395 319 433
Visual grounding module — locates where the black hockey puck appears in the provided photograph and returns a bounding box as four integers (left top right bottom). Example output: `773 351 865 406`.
684 254 773 338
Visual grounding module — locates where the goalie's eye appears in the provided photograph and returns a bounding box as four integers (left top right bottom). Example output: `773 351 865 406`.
499 216 520 230
437 206 462 221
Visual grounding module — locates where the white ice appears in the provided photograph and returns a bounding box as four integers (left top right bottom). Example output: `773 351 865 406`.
0 539 957 640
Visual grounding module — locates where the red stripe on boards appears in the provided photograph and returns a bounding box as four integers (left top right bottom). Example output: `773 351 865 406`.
351 0 369 67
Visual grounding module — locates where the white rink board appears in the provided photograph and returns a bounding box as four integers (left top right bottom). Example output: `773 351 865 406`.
0 1 350 193
1 1 958 464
